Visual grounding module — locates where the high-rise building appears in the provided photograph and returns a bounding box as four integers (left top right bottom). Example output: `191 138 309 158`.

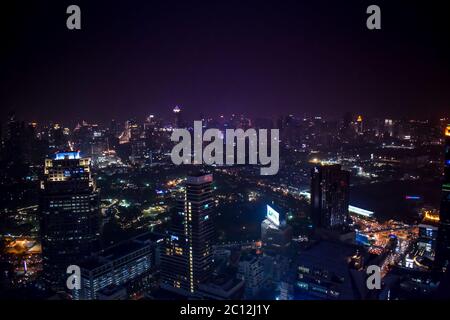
130 138 148 165
340 112 356 141
173 105 183 128
161 173 215 296
39 151 101 290
417 209 440 257
436 125 450 271
356 115 363 134
109 119 120 137
311 164 350 231
2 112 38 165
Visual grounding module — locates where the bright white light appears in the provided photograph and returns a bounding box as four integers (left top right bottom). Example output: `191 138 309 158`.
349 205 374 217
267 205 280 227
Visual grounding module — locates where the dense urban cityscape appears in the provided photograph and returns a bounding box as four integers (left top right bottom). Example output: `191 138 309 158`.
2 1 450 312
1 110 449 300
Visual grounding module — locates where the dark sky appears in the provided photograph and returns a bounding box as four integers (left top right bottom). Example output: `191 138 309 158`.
1 0 450 125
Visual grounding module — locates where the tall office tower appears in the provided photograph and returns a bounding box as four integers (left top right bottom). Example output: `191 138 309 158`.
130 138 148 165
310 164 350 231
436 125 450 271
108 119 119 139
173 105 183 128
126 119 141 141
418 210 439 254
161 173 215 296
384 119 394 137
39 151 101 290
3 112 36 165
356 115 363 134
340 112 354 138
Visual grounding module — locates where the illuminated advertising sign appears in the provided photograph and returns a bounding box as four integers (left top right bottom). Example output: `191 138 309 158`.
267 205 280 227
355 232 370 246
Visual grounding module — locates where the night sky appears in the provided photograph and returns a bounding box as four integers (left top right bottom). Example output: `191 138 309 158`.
2 0 450 125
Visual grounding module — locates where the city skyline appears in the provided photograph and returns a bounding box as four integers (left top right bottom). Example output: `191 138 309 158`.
2 0 450 306
2 105 450 300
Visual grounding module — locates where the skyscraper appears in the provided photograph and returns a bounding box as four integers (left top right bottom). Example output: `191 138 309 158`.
436 125 450 271
340 112 355 142
161 173 215 296
311 164 350 231
173 105 183 128
39 151 101 290
356 115 363 134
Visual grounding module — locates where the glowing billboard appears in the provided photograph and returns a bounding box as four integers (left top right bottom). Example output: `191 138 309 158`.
267 205 280 227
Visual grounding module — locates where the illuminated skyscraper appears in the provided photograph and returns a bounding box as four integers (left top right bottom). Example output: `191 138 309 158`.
161 173 215 295
39 151 101 290
173 105 183 128
356 115 363 134
436 125 450 271
311 164 350 231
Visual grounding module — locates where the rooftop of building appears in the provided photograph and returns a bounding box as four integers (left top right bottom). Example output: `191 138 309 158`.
79 234 155 271
186 173 213 185
101 241 147 261
296 240 365 300
53 151 81 160
133 231 165 243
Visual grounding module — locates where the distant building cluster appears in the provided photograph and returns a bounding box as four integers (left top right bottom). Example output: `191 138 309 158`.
1 111 450 300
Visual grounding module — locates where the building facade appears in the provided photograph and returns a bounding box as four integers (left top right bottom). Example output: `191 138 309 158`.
311 164 350 231
436 125 450 271
74 234 157 300
39 151 101 290
161 173 215 295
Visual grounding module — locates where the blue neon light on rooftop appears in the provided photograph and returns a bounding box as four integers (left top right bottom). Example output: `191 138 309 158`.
55 151 81 160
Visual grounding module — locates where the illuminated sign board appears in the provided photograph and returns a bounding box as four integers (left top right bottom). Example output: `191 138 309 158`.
355 232 370 246
267 205 280 227
348 205 374 217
